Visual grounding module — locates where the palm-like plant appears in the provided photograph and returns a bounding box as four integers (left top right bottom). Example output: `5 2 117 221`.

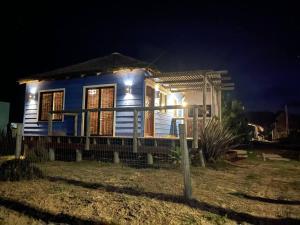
199 117 238 163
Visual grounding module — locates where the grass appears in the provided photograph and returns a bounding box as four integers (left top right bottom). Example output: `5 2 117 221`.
0 156 299 224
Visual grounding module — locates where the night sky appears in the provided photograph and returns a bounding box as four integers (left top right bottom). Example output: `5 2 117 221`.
4 1 300 122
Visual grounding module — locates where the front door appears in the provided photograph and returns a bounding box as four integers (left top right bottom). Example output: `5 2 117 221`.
144 86 154 136
85 86 115 136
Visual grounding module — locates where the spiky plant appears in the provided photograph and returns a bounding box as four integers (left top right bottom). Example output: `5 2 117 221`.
199 117 238 163
169 146 181 164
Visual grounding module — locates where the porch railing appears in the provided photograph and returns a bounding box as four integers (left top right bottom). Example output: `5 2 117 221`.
47 105 207 153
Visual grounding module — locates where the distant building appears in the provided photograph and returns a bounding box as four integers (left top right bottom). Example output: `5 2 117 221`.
272 111 300 140
0 101 10 133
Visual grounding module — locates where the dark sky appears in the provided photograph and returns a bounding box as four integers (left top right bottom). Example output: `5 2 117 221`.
4 1 300 121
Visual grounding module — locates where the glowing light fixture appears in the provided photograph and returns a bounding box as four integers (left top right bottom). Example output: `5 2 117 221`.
30 87 37 94
125 85 132 94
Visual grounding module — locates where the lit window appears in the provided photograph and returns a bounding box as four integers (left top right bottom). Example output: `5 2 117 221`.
39 90 64 121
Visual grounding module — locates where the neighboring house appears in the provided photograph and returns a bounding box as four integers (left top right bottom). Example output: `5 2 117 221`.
272 111 300 140
18 53 232 137
0 101 10 133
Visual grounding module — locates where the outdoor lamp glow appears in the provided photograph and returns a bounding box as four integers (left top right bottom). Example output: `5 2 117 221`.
125 85 132 94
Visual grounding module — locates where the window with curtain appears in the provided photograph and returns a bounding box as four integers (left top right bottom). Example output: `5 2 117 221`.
39 90 64 121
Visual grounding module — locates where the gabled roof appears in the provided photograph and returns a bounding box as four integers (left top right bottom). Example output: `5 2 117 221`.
19 52 157 83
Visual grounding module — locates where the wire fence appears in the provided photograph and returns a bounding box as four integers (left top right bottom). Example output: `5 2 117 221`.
22 135 185 169
3 106 207 199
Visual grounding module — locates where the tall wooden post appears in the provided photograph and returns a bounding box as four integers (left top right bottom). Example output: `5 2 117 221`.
203 75 207 128
133 109 138 153
192 107 198 149
15 123 23 159
179 124 192 200
85 111 90 150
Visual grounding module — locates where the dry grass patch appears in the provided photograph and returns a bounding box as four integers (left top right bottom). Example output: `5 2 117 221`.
0 159 299 224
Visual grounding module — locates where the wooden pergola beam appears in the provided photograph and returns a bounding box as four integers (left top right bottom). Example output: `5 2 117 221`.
154 76 231 84
152 70 228 79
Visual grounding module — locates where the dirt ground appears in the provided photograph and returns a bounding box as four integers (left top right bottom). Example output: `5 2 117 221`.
0 155 299 225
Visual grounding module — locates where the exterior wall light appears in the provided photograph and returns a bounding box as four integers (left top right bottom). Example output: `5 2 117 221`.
29 94 36 100
125 85 132 94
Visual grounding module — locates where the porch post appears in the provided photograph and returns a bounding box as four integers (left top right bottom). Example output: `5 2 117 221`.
85 111 90 150
211 84 214 117
74 114 78 136
217 88 222 122
133 109 138 153
202 75 207 128
192 107 198 149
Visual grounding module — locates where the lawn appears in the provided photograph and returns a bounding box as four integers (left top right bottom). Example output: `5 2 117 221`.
0 156 299 225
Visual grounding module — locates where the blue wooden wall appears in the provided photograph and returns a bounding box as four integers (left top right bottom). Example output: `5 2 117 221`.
23 69 145 136
23 69 183 137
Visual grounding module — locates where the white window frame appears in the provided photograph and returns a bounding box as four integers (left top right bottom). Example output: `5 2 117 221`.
37 88 65 122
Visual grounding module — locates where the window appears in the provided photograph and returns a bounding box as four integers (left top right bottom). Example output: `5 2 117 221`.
188 105 211 118
85 87 115 136
159 92 167 113
39 90 64 121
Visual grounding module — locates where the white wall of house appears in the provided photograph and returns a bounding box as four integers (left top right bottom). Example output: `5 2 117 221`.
183 85 221 118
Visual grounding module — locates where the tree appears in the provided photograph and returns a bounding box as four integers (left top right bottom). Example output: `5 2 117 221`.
222 99 251 144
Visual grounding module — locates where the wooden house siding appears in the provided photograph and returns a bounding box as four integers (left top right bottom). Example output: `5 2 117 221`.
23 70 145 136
23 69 184 137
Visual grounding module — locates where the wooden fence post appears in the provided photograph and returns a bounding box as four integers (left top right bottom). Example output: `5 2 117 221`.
192 107 198 149
179 124 192 200
15 123 23 159
85 111 90 150
133 109 138 153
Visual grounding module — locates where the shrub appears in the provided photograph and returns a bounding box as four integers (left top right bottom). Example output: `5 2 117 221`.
0 159 44 181
199 118 238 163
169 146 181 164
25 141 49 162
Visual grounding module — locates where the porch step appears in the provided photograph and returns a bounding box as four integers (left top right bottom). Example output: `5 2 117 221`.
232 150 248 158
262 153 290 161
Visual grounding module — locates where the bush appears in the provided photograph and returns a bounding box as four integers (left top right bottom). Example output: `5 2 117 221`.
25 141 49 162
0 159 44 181
169 146 181 164
199 118 237 163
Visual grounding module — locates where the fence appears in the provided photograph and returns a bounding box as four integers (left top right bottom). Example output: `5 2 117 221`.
7 106 208 199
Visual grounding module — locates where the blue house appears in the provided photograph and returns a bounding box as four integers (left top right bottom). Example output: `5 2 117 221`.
19 53 230 138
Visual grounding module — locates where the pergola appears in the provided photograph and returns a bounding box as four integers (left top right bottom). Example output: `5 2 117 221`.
148 69 234 122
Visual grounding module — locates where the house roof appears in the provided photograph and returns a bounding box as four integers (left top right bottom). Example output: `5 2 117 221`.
18 52 157 83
